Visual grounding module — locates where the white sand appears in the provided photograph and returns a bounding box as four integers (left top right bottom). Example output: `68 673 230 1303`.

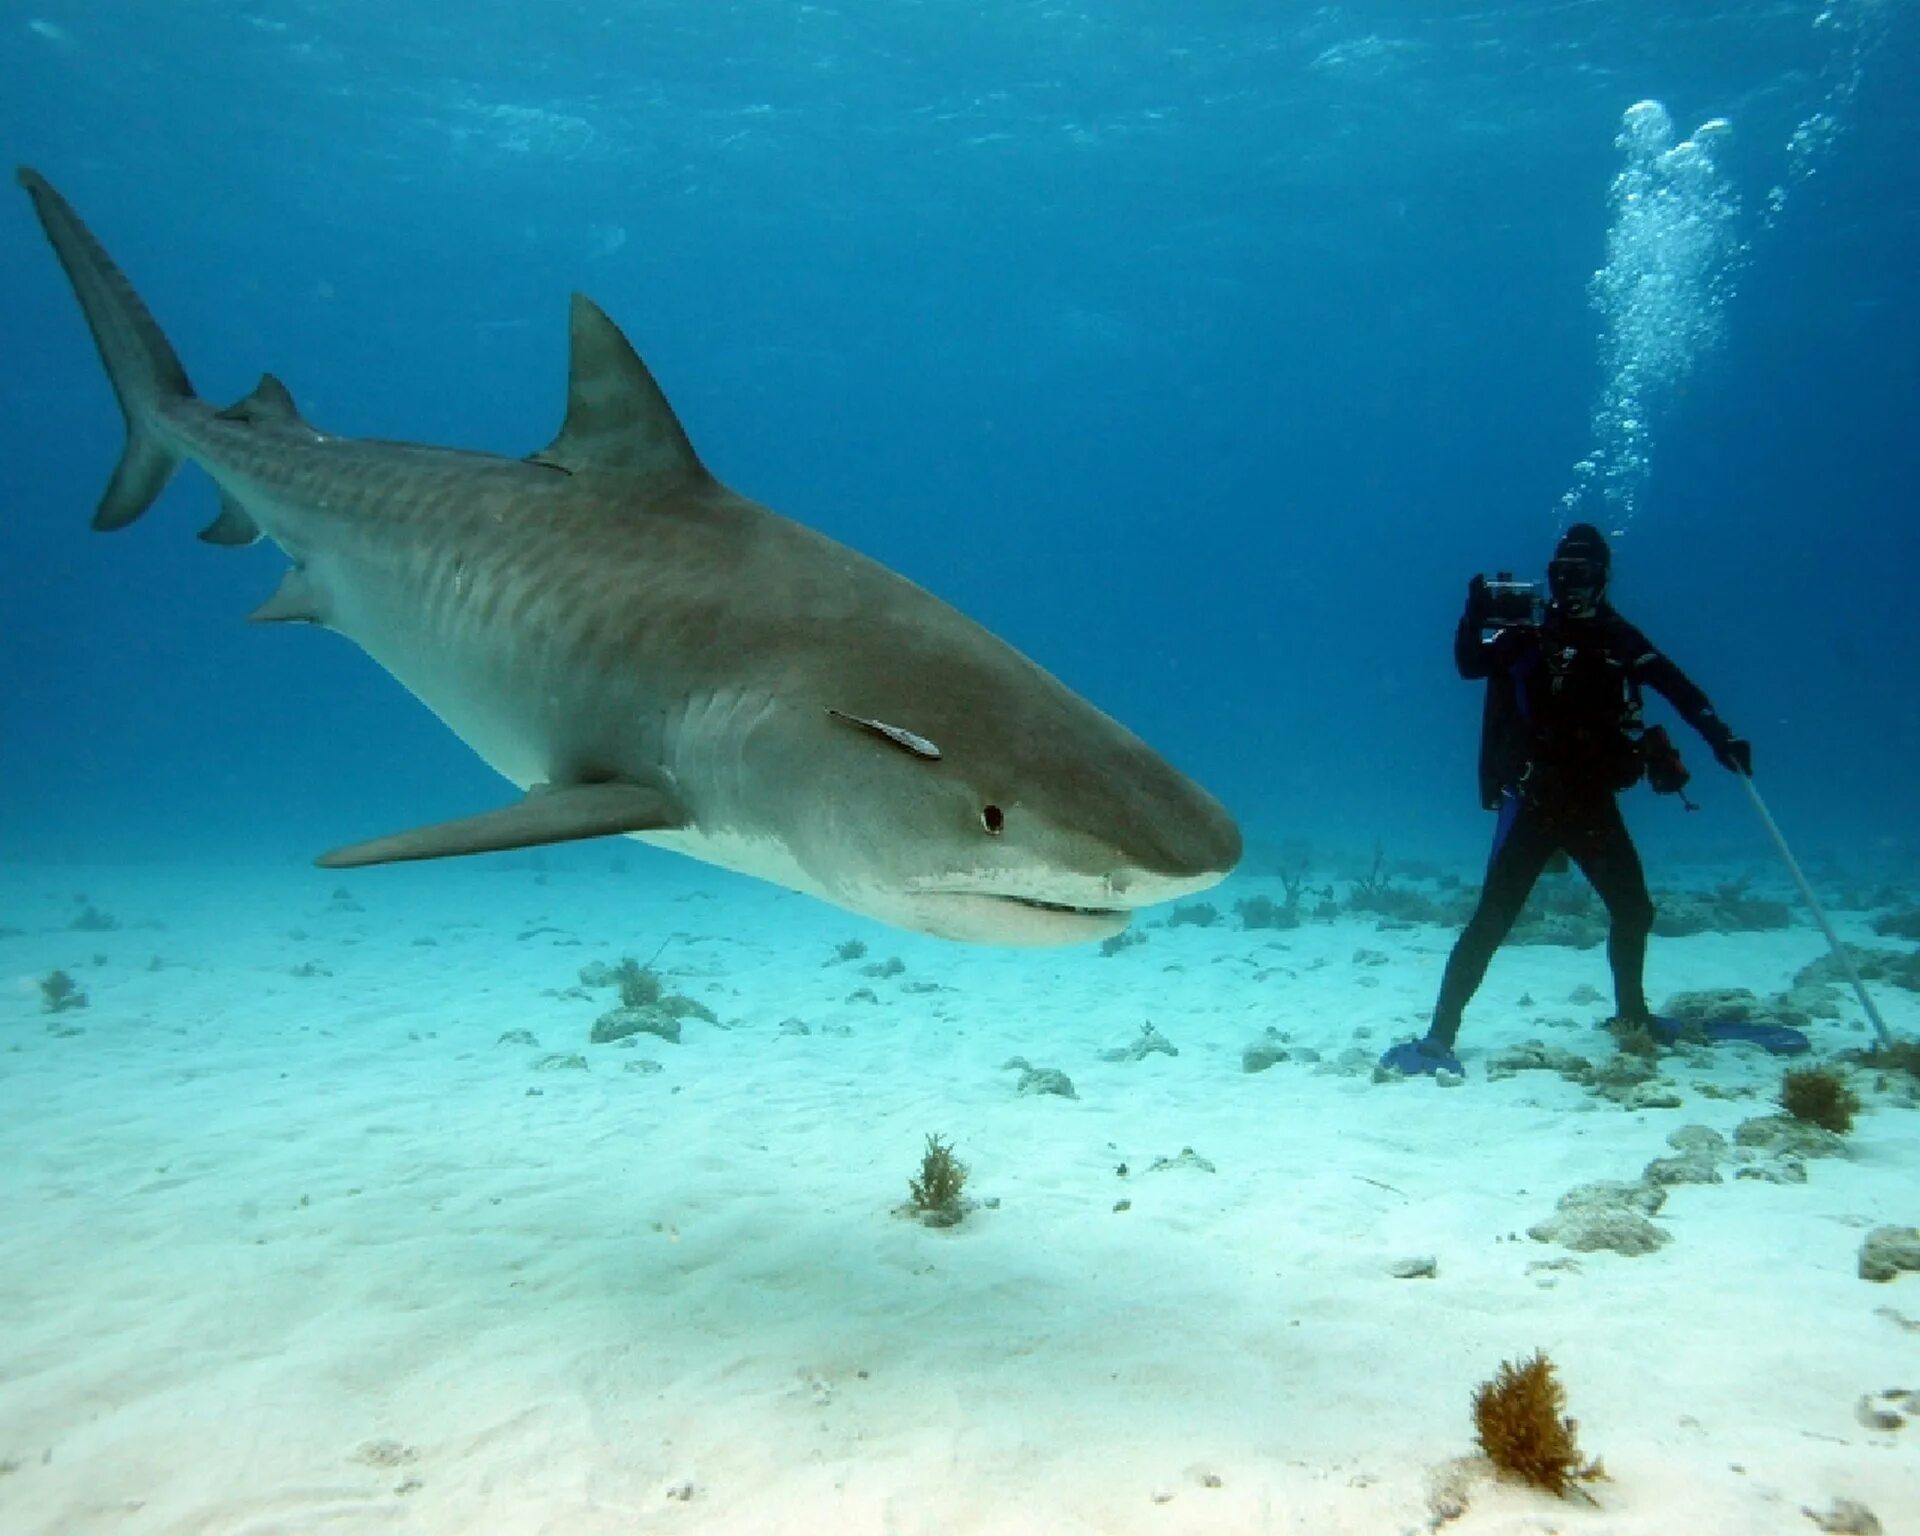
2 858 1916 1535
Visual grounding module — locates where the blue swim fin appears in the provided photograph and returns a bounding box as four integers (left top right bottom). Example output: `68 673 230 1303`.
1701 1019 1811 1055
1643 1015 1810 1056
1379 1038 1464 1076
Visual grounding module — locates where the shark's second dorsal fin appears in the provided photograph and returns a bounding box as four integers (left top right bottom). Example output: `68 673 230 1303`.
530 295 708 486
218 373 306 427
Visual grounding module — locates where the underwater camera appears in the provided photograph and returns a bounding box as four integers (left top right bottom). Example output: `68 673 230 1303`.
1481 572 1542 629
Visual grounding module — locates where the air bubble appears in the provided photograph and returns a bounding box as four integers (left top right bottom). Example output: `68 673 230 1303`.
1560 100 1743 531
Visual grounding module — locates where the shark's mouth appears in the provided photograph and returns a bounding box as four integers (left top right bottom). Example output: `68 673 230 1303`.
896 888 1133 946
1005 895 1125 918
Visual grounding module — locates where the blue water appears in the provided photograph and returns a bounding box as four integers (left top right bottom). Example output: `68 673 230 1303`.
2 1 1915 883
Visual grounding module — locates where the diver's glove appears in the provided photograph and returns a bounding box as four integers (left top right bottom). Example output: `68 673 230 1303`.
1698 711 1752 776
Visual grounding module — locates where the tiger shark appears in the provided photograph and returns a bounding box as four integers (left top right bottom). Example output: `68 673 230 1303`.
19 168 1240 945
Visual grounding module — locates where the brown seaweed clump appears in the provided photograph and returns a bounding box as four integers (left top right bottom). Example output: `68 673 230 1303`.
613 958 664 1009
1604 1016 1661 1060
38 969 87 1013
906 1134 969 1226
1856 1037 1920 1080
1779 1066 1860 1134
1471 1351 1603 1499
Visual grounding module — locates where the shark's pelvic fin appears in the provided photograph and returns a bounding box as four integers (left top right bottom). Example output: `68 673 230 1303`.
18 166 195 531
529 294 709 489
314 781 685 869
247 567 328 625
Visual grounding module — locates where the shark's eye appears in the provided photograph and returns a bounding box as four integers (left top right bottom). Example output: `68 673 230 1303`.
981 804 1005 836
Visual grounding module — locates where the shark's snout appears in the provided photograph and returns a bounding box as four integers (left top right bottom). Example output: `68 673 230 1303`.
1090 760 1241 896
1149 788 1243 883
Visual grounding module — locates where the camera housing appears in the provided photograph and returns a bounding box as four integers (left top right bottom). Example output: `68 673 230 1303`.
1481 571 1542 630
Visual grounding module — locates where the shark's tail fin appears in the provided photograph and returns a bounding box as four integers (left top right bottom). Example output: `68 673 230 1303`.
18 168 195 531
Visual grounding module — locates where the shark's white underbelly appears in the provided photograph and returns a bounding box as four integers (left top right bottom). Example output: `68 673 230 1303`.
630 824 827 904
320 551 839 904
322 559 564 791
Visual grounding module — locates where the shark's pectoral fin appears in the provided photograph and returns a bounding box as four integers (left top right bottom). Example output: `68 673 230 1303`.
314 782 684 869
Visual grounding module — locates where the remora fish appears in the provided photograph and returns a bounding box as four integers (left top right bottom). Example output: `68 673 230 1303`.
19 169 1240 945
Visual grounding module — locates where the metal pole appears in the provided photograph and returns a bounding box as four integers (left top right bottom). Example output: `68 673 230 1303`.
1740 774 1893 1048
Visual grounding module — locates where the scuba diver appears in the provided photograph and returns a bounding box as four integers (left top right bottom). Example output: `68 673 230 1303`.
1381 522 1802 1077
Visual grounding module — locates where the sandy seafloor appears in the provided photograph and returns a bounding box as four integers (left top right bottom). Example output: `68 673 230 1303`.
1 855 1916 1536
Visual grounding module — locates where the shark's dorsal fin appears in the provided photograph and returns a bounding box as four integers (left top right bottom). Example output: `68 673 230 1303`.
530 295 709 486
313 781 684 869
218 373 305 427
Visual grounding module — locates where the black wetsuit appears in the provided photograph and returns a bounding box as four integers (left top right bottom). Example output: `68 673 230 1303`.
1429 599 1738 1048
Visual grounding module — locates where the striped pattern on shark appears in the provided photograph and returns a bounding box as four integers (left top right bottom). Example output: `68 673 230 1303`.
20 168 1240 945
